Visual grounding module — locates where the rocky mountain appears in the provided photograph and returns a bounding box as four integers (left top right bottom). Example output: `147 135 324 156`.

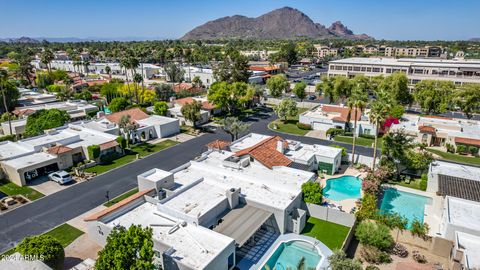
0 36 40 43
182 7 372 40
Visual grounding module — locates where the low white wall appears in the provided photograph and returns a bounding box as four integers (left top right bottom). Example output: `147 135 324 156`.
304 203 356 227
266 98 318 109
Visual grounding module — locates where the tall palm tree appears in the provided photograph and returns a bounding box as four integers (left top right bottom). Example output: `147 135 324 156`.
0 69 13 135
348 76 369 164
369 90 392 171
105 65 111 79
40 49 54 73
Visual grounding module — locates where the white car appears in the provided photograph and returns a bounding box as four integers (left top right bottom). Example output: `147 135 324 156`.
48 171 73 185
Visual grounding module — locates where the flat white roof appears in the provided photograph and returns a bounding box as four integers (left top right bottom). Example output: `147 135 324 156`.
70 119 118 132
141 168 173 182
161 181 226 220
229 133 270 152
446 196 480 229
430 161 480 182
0 141 32 160
456 232 480 269
173 150 314 209
2 152 57 169
330 57 480 69
136 115 178 127
106 202 233 269
0 118 27 128
286 143 342 161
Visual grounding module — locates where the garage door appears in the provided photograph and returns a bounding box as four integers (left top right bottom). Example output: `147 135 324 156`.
24 163 59 182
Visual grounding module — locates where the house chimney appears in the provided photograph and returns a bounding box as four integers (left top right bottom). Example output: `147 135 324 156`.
277 140 284 153
226 188 240 209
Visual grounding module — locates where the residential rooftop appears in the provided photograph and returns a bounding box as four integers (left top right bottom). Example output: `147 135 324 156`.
430 161 480 182
456 232 480 269
446 196 480 229
106 201 234 269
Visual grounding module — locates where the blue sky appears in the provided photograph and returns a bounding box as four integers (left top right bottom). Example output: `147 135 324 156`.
2 0 479 40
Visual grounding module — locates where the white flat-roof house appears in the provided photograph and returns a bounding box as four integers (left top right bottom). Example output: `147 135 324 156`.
328 57 480 86
299 104 376 140
85 141 319 269
103 108 180 142
14 99 99 119
182 66 215 88
167 97 215 127
427 160 480 193
438 196 480 241
390 114 480 152
229 133 342 175
0 124 121 186
452 232 480 270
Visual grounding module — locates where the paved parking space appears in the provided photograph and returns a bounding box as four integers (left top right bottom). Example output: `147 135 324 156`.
28 176 78 196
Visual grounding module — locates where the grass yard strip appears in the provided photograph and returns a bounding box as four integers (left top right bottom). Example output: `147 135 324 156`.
427 148 480 166
333 135 382 148
0 179 44 201
268 120 309 136
104 188 139 207
301 216 350 250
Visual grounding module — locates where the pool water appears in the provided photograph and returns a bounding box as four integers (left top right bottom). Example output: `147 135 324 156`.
380 188 432 228
263 240 321 270
322 176 362 201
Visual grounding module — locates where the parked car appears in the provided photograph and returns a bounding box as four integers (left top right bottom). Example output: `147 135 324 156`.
48 171 73 185
307 94 317 101
289 93 296 98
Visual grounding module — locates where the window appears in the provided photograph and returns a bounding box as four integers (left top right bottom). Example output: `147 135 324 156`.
386 68 392 74
353 66 360 71
372 67 381 73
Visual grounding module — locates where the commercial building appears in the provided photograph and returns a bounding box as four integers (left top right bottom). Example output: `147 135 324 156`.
390 114 480 152
0 124 121 186
299 104 376 139
328 57 480 85
229 133 342 174
313 45 339 58
85 137 320 269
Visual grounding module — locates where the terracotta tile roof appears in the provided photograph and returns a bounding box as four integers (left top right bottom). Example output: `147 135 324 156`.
249 66 279 72
234 136 292 169
455 137 480 147
99 140 119 151
105 108 149 124
84 189 154 221
206 140 230 150
47 145 73 155
175 97 215 110
13 108 36 117
418 125 436 134
172 83 204 94
322 105 361 122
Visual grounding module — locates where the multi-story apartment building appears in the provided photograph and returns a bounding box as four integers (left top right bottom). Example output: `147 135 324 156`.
313 45 339 58
328 57 480 85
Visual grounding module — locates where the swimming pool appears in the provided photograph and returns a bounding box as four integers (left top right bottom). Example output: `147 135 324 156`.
380 188 432 228
322 175 362 201
262 240 322 270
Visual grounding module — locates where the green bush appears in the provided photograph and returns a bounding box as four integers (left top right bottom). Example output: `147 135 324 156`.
328 250 363 270
17 235 64 270
456 144 467 155
344 131 353 137
116 136 127 149
296 122 312 130
360 245 392 264
445 143 455 153
411 219 430 239
301 181 323 205
0 134 16 142
326 128 344 136
419 179 428 191
355 220 394 251
87 145 101 160
360 133 376 140
99 152 123 164
330 144 347 157
356 194 378 221
469 146 479 156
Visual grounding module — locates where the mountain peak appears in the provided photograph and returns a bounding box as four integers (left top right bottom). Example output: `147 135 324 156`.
181 8 372 40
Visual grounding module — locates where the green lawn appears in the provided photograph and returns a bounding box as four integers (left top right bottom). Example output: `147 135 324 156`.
427 148 480 166
0 179 44 201
301 216 350 250
104 188 139 207
268 120 309 136
84 140 178 175
1 223 84 256
387 178 424 191
333 135 382 148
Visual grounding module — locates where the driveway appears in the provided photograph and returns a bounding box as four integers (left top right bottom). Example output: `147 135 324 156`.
28 176 77 196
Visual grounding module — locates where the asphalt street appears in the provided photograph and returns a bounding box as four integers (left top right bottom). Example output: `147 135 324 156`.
0 109 375 252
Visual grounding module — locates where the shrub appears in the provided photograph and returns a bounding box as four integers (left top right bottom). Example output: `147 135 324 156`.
328 249 363 270
412 251 427 263
469 146 479 156
391 243 408 258
153 101 169 116
362 174 380 195
360 133 376 140
344 131 353 137
419 178 428 191
17 235 64 269
0 134 16 142
375 212 408 231
87 145 101 160
355 220 394 251
116 136 127 149
301 181 323 205
356 194 378 221
366 266 380 270
411 219 430 240
456 144 467 155
109 97 129 112
445 143 455 153
326 128 344 136
360 245 392 264
296 122 312 130
330 144 347 157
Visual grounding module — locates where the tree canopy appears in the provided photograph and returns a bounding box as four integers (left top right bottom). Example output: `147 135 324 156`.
25 109 70 137
95 225 154 270
274 98 298 122
293 81 307 101
153 101 169 116
266 74 289 98
379 72 412 105
207 81 254 113
219 116 251 141
453 84 480 119
181 100 202 128
413 80 454 114
109 97 129 113
17 235 65 270
213 50 249 83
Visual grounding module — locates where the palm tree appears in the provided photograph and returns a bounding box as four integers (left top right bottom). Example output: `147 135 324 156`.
348 76 369 164
119 115 138 148
105 65 111 79
219 117 251 141
369 90 392 171
40 49 54 73
0 69 13 135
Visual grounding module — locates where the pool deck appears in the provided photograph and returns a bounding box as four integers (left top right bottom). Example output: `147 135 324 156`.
380 184 444 237
251 233 333 270
318 167 367 213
